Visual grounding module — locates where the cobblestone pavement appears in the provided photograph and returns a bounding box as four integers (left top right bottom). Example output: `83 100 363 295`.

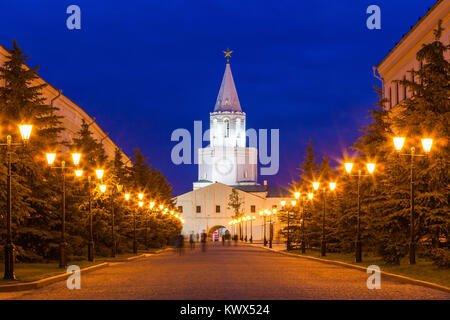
1 243 449 300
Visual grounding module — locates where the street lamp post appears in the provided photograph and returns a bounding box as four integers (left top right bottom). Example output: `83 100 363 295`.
280 200 288 250
313 181 336 257
301 193 314 253
250 216 255 243
86 169 104 261
393 137 433 265
259 211 267 246
147 201 155 250
344 162 376 262
46 152 82 268
2 124 33 280
268 209 276 249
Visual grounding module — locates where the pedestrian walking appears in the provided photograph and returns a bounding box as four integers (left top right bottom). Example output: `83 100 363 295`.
201 231 207 252
189 233 195 250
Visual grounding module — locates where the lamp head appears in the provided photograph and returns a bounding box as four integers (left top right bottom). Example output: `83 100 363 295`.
393 137 405 152
294 192 300 199
75 169 83 177
308 193 314 200
313 182 320 190
95 169 104 180
71 153 81 165
329 182 337 191
344 162 354 174
100 184 107 193
366 163 376 174
421 138 433 153
124 193 130 201
19 124 33 142
291 200 297 206
46 153 56 165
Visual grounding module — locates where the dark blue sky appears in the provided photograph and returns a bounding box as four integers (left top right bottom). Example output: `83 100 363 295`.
0 0 436 195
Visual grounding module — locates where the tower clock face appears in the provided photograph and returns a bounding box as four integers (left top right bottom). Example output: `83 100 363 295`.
215 157 233 176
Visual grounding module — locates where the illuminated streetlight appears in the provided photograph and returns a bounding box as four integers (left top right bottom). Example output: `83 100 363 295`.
313 182 320 190
2 125 34 279
138 193 144 201
345 162 354 174
100 184 107 193
46 153 56 165
421 138 433 153
329 182 336 191
75 169 83 177
71 153 81 165
138 201 144 207
366 163 376 174
291 200 296 206
392 136 433 265
124 193 130 201
393 137 405 152
95 169 104 180
308 193 314 200
18 124 33 141
294 192 300 200
280 200 286 207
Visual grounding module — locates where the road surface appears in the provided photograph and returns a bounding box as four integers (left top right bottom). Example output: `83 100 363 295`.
1 243 449 300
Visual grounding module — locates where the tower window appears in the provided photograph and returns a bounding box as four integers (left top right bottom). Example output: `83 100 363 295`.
251 205 256 213
216 205 220 213
196 206 201 213
224 119 230 138
178 206 183 213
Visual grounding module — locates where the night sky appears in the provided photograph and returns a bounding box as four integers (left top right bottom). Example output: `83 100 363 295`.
0 0 437 195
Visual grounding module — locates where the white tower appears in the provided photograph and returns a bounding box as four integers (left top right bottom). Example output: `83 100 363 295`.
194 53 258 190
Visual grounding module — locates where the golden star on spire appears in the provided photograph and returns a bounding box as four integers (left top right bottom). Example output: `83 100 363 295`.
223 48 233 63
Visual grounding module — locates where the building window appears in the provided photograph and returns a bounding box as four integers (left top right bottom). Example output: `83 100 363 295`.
196 206 201 213
272 205 277 209
178 206 183 213
389 87 392 109
396 82 399 105
224 119 230 138
251 205 256 213
216 205 220 213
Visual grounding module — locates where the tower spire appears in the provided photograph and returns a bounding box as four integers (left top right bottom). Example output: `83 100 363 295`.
214 51 241 113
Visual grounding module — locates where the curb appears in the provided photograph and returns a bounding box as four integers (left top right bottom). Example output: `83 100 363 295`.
250 244 450 294
0 262 109 293
0 248 171 292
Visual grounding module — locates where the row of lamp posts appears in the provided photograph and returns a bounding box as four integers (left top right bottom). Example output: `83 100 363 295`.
280 136 432 265
1 124 185 279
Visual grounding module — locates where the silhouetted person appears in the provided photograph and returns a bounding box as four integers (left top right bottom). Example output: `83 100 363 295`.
189 233 195 250
201 231 207 252
175 234 184 256
222 235 225 246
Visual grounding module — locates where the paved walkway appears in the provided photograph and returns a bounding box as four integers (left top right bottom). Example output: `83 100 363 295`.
0 243 448 300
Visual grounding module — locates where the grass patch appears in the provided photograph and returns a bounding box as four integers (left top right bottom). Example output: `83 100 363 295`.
0 248 167 285
0 260 99 285
286 249 450 288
